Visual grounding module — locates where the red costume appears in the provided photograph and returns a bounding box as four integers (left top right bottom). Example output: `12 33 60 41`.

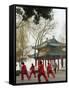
21 63 29 80
47 63 55 78
29 64 36 79
38 61 48 82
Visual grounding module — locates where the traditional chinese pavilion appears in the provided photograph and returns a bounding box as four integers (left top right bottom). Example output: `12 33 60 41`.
29 36 66 70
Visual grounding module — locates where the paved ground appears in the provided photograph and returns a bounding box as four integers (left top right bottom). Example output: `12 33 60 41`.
16 70 66 84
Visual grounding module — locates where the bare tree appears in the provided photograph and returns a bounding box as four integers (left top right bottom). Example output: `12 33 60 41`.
30 19 55 46
16 6 54 60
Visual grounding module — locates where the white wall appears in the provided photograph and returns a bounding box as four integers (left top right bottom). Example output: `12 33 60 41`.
0 0 69 89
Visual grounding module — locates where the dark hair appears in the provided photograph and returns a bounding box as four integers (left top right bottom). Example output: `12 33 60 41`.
32 63 34 66
21 62 24 65
40 61 42 64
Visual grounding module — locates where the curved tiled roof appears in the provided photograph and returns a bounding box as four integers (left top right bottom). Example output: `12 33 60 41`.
32 37 65 49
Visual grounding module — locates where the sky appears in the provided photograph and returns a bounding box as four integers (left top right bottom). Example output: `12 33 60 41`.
52 9 66 42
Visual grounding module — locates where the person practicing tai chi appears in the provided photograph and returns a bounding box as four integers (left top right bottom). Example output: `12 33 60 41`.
53 62 58 74
38 61 48 82
47 62 55 78
21 62 29 80
29 63 36 79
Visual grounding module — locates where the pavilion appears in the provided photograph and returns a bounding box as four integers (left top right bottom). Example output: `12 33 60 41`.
29 36 66 70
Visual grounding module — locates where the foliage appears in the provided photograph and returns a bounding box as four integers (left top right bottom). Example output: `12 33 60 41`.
16 6 52 24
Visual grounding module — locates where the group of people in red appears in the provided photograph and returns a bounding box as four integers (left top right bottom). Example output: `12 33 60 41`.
21 60 55 82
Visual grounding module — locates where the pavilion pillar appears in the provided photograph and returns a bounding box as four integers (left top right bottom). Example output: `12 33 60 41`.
35 59 37 66
43 59 44 65
61 57 63 68
48 59 49 63
45 60 46 67
50 59 51 63
54 59 55 64
58 59 59 70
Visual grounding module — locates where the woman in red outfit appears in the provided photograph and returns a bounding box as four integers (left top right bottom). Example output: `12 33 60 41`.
47 62 55 78
29 63 36 79
38 61 48 82
21 62 29 80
